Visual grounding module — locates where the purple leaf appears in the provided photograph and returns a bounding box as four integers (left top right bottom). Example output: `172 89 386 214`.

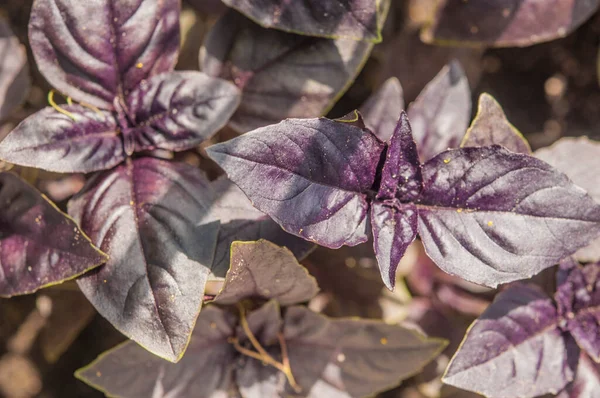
443 284 579 398
536 137 600 263
68 158 220 362
371 202 417 290
555 262 600 362
221 0 383 42
418 146 600 287
75 305 238 398
0 17 30 121
29 0 180 109
283 306 446 397
0 172 107 297
203 177 315 280
206 118 385 249
461 93 531 154
359 77 404 142
127 71 241 152
557 353 600 398
200 9 379 132
0 106 124 173
407 61 471 163
376 112 421 202
422 0 600 48
212 240 319 306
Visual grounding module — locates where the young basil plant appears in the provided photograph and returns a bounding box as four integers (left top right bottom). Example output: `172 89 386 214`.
76 240 447 398
0 0 241 173
421 0 600 48
207 111 600 290
444 258 600 397
0 172 107 297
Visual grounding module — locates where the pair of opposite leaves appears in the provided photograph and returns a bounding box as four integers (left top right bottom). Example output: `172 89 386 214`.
444 258 600 398
76 240 447 398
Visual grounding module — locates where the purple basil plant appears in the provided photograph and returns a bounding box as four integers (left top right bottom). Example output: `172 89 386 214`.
207 109 600 290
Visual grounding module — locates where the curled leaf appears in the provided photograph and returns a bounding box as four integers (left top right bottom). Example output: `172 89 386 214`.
0 172 106 297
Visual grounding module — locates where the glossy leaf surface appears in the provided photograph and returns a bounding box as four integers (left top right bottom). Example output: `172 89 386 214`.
127 71 241 152
29 0 180 109
444 284 578 398
212 240 319 306
221 0 382 42
555 262 600 362
0 106 123 173
407 61 471 162
461 93 531 154
207 118 385 248
536 137 600 262
201 10 375 132
0 17 30 121
422 0 600 48
204 177 315 280
0 172 106 297
68 158 220 362
359 77 404 142
418 146 600 287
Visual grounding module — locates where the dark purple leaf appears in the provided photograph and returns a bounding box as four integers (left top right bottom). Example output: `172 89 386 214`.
359 77 404 142
0 17 30 121
557 353 600 398
204 177 315 280
283 306 446 397
422 0 600 48
75 305 238 398
0 106 124 173
206 118 385 249
443 284 579 398
29 0 180 109
418 146 600 287
0 172 107 297
461 93 531 154
555 262 600 362
407 61 471 162
536 137 600 262
212 240 319 306
127 71 241 152
221 0 382 42
68 158 220 362
371 202 417 290
200 10 378 132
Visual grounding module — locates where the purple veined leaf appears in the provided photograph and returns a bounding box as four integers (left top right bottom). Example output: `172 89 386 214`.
0 172 107 297
211 240 319 306
417 145 600 287
75 305 238 398
200 7 385 132
556 353 600 398
555 261 600 362
0 17 30 121
371 112 421 289
443 284 579 398
127 71 241 152
359 77 404 142
407 61 471 163
206 117 385 249
421 0 600 48
0 106 124 173
461 93 532 155
283 306 447 397
221 0 383 42
536 137 600 263
202 177 315 280
68 157 220 362
29 0 181 109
